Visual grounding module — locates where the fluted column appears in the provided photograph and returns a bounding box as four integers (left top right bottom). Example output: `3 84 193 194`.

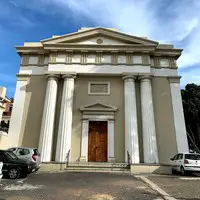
139 75 159 163
55 73 76 162
39 74 59 162
123 75 140 163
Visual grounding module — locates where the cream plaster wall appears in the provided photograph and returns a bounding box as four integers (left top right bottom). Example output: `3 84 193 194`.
152 77 178 164
18 75 178 164
71 76 125 162
19 75 46 149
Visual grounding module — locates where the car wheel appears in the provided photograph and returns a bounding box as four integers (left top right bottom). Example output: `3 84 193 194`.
180 166 185 176
172 169 176 175
8 168 20 179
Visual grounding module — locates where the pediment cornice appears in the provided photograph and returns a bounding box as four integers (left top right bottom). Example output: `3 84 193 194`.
41 27 158 46
80 101 118 112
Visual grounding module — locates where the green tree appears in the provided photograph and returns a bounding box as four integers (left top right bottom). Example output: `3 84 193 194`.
181 84 200 151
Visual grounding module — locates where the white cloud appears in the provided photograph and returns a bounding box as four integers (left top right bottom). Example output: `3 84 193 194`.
4 0 200 86
38 0 200 70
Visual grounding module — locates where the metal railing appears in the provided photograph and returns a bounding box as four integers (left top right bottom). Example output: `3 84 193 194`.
0 162 3 181
127 151 131 168
0 127 8 133
66 150 70 165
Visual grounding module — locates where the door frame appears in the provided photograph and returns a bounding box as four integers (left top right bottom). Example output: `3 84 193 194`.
79 102 117 162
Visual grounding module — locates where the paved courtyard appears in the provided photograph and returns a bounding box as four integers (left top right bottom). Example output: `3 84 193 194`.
147 174 200 200
0 172 162 200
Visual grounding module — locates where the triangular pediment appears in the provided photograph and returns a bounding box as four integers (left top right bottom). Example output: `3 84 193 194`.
80 101 118 112
41 27 158 46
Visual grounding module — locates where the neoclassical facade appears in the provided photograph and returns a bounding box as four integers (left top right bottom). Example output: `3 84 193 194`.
8 27 189 164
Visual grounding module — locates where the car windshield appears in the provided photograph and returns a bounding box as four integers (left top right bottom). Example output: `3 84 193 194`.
185 154 200 160
5 151 18 160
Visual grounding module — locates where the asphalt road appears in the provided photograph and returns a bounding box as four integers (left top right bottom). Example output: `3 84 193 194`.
0 172 162 200
148 174 200 200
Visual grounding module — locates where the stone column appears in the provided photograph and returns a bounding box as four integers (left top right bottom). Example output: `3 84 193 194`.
55 73 76 162
39 74 59 162
139 75 159 163
80 119 89 162
123 75 140 163
108 120 115 162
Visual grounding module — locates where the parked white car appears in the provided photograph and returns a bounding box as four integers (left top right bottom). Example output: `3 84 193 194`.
170 153 200 175
0 162 3 180
8 147 41 172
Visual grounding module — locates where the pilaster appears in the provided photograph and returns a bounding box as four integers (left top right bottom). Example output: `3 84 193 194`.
168 76 189 152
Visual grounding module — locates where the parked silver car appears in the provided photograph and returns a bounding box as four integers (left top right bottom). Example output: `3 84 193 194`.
8 147 41 172
170 152 200 175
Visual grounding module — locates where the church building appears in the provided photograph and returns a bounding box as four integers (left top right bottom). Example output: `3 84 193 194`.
8 27 189 164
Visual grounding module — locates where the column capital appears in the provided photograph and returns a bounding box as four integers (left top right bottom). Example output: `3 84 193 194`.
46 74 60 80
138 75 152 81
16 74 30 81
62 73 77 79
168 76 181 83
122 74 137 81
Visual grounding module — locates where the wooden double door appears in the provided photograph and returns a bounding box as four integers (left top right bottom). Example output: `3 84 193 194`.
88 121 108 162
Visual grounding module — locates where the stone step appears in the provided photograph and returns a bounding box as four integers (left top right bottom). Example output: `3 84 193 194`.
65 168 130 173
65 167 130 172
67 162 129 168
65 162 130 172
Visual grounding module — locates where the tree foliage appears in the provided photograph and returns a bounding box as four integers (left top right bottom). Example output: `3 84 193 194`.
181 84 200 150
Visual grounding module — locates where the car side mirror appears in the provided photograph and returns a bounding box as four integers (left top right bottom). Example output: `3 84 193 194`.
170 158 174 161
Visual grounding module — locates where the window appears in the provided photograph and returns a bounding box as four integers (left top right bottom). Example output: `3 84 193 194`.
5 151 18 160
172 154 179 160
185 154 200 160
16 148 30 156
88 82 110 95
9 148 16 152
177 154 183 160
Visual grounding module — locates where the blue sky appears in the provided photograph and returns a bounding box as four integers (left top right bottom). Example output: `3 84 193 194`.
0 0 200 97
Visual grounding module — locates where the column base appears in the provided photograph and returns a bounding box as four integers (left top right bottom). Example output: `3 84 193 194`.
80 156 87 162
108 157 115 162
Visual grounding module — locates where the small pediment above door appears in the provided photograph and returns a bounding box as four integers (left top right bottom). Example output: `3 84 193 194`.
80 101 118 112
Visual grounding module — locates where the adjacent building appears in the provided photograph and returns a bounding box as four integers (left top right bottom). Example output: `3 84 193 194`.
1 97 13 133
0 87 10 149
8 27 189 164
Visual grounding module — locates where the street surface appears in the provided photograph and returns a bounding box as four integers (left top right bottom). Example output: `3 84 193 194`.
148 174 200 200
0 172 161 200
